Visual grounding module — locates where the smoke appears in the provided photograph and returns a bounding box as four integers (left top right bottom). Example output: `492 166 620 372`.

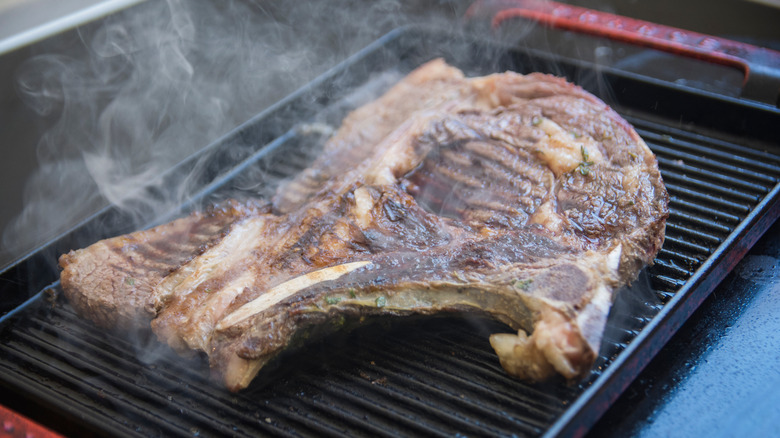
3 0 672 270
599 268 662 360
1 0 465 267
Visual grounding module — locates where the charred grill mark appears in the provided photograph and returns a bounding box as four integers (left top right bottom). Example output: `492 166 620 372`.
407 160 494 220
463 198 524 217
347 234 371 252
130 227 233 273
432 159 489 191
459 109 545 147
460 204 529 229
457 150 523 189
405 133 550 227
279 195 375 268
402 169 450 207
413 121 482 158
556 166 645 241
292 221 340 267
382 197 407 222
365 188 452 251
108 208 246 282
113 244 172 272
107 262 153 281
466 208 527 229
453 240 498 269
146 239 198 261
461 140 548 186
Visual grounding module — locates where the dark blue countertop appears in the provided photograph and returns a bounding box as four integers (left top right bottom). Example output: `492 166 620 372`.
590 219 780 437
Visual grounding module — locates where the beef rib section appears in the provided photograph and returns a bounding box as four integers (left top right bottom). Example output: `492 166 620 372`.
59 59 668 391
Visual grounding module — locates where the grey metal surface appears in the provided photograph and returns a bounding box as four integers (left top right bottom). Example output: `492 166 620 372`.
0 0 144 54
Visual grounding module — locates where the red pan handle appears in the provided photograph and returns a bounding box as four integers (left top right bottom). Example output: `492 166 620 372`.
0 404 64 438
466 0 780 106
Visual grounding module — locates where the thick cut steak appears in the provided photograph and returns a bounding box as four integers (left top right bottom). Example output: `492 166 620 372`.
59 59 668 391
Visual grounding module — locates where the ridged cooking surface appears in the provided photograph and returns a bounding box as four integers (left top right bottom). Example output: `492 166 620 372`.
1 109 777 436
632 117 780 299
3 302 576 437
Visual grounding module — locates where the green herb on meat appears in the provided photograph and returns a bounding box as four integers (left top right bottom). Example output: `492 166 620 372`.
375 296 387 308
325 297 341 305
578 145 595 176
513 279 533 291
452 270 466 282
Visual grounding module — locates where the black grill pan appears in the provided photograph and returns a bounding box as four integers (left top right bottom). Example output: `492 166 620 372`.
1 26 779 437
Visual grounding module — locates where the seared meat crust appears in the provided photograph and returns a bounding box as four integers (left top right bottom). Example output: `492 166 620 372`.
59 59 668 391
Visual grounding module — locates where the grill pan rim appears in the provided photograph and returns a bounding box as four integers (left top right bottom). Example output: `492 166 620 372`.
546 182 780 437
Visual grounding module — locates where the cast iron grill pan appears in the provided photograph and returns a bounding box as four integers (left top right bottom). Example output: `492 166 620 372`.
1 27 778 437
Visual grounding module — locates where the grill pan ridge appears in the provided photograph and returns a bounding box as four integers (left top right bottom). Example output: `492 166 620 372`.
1 26 779 437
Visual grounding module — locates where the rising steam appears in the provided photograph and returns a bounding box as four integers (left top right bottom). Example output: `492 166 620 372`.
2 0 465 267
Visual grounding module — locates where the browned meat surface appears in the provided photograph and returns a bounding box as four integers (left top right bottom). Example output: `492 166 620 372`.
59 59 668 391
59 201 269 329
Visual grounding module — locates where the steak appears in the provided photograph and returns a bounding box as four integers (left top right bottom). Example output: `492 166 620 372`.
59 59 668 391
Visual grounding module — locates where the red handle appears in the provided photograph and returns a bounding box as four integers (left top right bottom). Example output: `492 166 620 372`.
466 0 780 105
0 405 63 438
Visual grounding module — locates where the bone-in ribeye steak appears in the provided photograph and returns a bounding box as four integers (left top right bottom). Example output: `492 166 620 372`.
59 59 668 391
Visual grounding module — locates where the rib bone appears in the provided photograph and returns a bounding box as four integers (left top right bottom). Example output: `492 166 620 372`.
217 261 372 330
